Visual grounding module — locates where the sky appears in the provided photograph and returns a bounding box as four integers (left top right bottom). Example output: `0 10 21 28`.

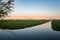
10 0 60 16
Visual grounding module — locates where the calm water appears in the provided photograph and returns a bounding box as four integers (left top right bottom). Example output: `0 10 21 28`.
0 22 60 40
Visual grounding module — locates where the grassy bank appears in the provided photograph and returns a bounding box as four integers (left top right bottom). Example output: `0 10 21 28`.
0 20 50 29
52 20 60 31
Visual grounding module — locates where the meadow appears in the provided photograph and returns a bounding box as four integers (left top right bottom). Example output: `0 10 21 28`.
0 20 50 29
52 20 60 31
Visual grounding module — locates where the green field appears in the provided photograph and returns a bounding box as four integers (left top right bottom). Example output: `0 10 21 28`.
0 20 50 29
52 20 60 31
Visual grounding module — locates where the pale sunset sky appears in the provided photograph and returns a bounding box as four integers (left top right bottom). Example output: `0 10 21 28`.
10 0 60 16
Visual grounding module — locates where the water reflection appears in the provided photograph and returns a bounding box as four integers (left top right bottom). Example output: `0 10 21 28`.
0 22 60 40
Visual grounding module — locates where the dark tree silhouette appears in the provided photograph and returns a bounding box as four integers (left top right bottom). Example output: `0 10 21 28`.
0 0 14 19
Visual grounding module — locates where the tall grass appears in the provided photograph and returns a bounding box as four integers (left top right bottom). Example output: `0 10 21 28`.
52 20 60 31
0 20 50 29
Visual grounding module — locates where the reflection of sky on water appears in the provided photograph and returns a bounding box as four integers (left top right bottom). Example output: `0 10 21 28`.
0 22 60 40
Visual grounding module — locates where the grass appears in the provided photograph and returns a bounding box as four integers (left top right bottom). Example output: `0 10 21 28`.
0 20 50 29
52 20 60 31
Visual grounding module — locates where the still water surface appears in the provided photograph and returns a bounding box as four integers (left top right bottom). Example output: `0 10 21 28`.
0 22 60 40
